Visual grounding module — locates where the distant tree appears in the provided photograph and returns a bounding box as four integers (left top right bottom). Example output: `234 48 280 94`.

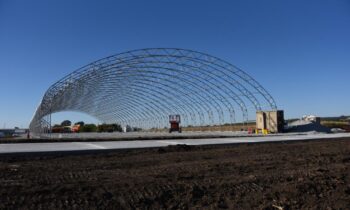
52 124 63 133
111 123 122 132
126 125 132 132
61 120 72 126
80 124 97 132
97 123 123 132
133 127 142 132
97 124 110 132
75 121 85 126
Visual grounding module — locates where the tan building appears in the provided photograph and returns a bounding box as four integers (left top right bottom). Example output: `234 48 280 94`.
256 110 284 133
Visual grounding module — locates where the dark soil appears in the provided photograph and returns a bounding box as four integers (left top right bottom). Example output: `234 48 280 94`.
0 133 264 144
0 138 349 209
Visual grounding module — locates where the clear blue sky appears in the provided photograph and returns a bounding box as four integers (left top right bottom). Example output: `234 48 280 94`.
0 0 349 128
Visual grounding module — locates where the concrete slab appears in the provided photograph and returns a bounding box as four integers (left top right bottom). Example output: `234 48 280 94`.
0 133 349 154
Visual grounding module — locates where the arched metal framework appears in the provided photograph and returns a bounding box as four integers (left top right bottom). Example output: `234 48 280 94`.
30 48 277 135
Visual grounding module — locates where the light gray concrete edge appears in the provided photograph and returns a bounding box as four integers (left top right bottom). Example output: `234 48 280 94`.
0 133 349 154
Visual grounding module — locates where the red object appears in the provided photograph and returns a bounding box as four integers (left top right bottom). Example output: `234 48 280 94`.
170 122 179 129
248 128 253 134
169 122 181 133
169 115 181 133
71 125 81 133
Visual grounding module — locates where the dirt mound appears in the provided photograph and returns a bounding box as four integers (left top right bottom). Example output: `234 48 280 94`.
0 138 349 209
286 120 331 133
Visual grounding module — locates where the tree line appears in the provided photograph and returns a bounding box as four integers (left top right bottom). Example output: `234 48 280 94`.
52 120 142 133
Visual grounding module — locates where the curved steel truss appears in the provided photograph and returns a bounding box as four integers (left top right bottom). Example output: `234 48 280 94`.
30 48 277 135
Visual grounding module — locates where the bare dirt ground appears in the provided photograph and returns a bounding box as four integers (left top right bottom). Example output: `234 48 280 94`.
0 138 349 210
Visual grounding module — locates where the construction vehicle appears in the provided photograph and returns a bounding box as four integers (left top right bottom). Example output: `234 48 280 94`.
169 115 181 133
